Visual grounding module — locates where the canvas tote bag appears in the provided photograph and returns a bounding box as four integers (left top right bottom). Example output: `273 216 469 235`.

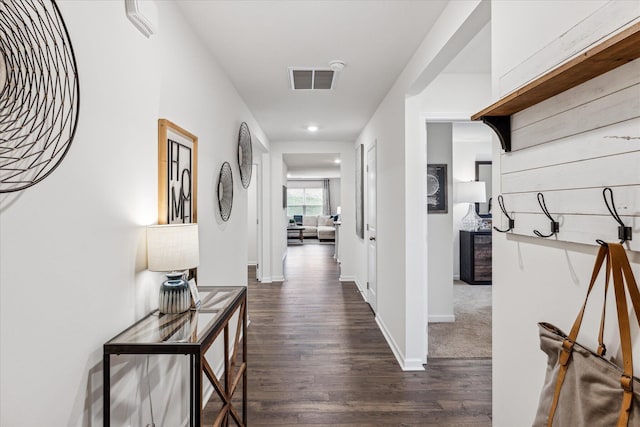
534 243 640 427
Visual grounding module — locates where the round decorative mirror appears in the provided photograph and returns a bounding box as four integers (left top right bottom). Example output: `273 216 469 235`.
237 122 252 189
217 161 233 221
0 1 80 193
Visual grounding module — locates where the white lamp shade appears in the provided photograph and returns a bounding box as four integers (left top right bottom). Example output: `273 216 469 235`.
147 224 199 272
455 181 486 203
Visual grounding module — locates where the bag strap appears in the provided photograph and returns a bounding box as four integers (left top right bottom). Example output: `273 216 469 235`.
597 252 612 356
609 244 635 427
547 244 609 426
549 244 640 426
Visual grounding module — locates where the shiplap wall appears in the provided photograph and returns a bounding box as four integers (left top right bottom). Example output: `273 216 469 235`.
499 1 640 96
497 58 640 250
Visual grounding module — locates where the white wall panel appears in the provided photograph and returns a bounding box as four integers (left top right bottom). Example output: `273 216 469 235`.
497 58 640 250
492 3 640 426
502 118 640 174
499 1 640 96
511 83 640 150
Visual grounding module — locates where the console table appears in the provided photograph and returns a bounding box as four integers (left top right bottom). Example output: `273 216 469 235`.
460 230 492 285
103 286 247 427
287 225 304 244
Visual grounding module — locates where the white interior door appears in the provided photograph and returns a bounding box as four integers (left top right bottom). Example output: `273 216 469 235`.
367 144 377 312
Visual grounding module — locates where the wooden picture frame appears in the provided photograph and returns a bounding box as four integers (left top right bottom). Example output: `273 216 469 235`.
427 164 447 214
158 119 198 225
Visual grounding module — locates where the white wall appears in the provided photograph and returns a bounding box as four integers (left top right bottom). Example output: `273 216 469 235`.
415 74 492 320
270 141 356 282
0 1 268 425
426 123 454 322
354 0 490 370
491 2 640 426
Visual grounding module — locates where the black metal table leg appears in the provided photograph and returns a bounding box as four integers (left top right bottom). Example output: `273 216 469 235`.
103 352 110 427
194 353 202 427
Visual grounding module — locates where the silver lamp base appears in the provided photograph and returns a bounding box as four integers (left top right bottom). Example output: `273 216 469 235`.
461 203 482 231
159 272 191 314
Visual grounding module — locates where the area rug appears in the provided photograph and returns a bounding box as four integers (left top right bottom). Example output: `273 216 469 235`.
428 281 492 358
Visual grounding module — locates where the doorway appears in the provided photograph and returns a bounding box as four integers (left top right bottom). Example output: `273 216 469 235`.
426 121 493 359
282 153 341 278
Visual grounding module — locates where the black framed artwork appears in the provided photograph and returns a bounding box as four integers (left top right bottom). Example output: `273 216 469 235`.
282 185 287 209
427 164 447 214
475 161 492 218
355 144 364 239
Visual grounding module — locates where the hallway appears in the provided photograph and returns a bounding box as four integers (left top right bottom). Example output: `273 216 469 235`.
238 244 491 426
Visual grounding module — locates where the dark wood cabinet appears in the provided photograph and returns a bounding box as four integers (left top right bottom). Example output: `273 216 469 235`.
460 230 492 285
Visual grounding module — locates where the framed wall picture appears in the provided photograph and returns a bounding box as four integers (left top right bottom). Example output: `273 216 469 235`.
282 185 287 209
188 278 201 309
158 119 198 224
355 144 364 239
427 164 447 214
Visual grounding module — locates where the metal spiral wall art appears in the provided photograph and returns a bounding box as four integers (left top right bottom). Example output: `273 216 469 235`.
237 122 252 189
217 161 233 222
0 0 80 193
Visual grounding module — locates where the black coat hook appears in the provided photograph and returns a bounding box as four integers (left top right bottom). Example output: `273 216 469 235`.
533 192 559 238
493 195 515 233
601 187 632 244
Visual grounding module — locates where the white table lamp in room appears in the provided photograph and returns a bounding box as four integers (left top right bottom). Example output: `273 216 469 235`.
455 181 486 231
147 223 199 314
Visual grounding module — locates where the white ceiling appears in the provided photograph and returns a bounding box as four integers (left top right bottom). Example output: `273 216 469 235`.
283 153 341 179
176 0 448 143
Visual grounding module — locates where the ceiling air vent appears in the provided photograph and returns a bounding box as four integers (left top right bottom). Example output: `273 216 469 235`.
289 68 336 90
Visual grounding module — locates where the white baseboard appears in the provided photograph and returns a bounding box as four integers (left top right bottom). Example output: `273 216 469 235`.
272 275 284 282
339 275 355 282
354 279 366 296
403 358 428 371
259 276 272 283
428 314 456 323
375 316 425 372
248 262 257 266
453 274 460 280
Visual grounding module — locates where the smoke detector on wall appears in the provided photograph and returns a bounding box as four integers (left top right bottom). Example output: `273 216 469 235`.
329 60 346 72
289 60 346 90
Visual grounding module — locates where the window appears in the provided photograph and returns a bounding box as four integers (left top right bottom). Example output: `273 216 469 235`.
287 188 323 216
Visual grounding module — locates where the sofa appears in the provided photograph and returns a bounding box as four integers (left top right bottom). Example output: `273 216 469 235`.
290 215 336 240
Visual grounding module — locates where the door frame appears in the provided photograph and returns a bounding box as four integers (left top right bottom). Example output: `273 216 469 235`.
254 163 263 282
366 141 377 312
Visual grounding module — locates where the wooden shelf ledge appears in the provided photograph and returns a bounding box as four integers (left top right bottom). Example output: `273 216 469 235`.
472 22 640 152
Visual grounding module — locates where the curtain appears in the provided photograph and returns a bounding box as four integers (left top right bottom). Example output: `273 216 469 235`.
323 179 331 215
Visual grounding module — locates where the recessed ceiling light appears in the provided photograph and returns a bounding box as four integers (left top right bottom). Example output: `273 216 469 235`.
307 125 319 132
334 159 341 164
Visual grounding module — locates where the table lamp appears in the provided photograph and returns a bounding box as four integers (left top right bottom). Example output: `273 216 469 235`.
455 181 486 231
147 223 199 314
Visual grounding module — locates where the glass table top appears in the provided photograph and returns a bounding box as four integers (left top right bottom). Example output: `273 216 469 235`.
105 286 245 350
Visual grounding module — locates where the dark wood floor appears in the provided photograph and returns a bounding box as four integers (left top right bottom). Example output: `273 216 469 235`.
205 244 491 426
